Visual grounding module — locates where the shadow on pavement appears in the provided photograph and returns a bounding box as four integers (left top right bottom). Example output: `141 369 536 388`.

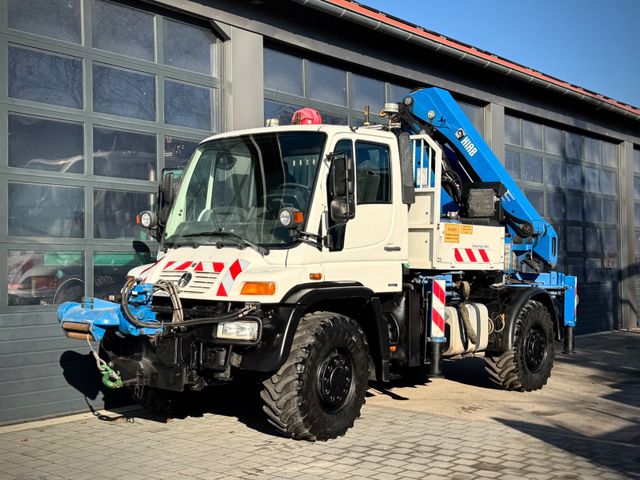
494 418 640 479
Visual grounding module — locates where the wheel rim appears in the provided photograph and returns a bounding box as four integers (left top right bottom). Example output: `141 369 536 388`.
317 347 354 413
524 327 547 373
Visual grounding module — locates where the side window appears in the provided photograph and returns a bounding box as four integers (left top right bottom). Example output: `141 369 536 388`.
327 139 353 251
355 142 391 204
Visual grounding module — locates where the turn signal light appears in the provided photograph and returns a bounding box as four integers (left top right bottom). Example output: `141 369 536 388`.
240 281 276 295
309 273 323 280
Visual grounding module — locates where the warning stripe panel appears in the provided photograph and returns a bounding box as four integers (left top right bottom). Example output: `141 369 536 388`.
453 248 490 263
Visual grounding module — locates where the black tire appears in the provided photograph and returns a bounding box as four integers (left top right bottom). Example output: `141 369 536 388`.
260 311 370 441
484 300 554 391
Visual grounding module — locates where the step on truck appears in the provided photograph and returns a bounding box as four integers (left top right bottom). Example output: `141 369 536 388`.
58 87 577 441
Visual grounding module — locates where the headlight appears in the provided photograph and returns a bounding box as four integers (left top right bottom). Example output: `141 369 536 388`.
216 321 260 341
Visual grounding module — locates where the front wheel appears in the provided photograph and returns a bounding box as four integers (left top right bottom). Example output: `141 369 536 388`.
260 312 370 441
484 300 555 391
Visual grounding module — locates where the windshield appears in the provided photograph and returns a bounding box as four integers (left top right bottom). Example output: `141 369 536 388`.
164 131 326 248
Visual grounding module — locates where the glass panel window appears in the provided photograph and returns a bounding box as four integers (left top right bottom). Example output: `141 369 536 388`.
566 194 583 221
8 250 84 306
92 0 155 61
602 199 617 223
601 141 617 168
94 190 152 239
93 64 156 121
351 74 384 113
522 154 543 183
584 197 601 223
522 120 542 151
524 189 544 214
566 226 583 252
264 49 303 97
9 46 83 109
583 166 600 193
544 159 564 187
505 115 520 146
567 258 585 282
164 80 213 130
566 163 582 190
505 151 520 180
9 183 84 237
165 137 199 170
602 229 618 255
93 127 156 181
601 170 617 195
264 100 348 126
635 205 640 225
584 137 600 164
94 251 154 301
8 0 81 44
389 84 411 104
565 132 583 160
458 102 484 134
546 192 565 219
585 228 601 253
585 258 602 283
544 126 563 155
307 62 347 106
634 149 640 173
164 19 215 75
9 114 84 173
355 142 391 204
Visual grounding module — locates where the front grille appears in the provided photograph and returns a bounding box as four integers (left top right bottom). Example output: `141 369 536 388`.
158 271 219 295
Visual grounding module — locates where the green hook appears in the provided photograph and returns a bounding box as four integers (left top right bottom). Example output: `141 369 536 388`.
99 364 123 389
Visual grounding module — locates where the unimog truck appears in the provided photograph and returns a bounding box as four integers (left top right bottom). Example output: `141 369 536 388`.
58 87 577 440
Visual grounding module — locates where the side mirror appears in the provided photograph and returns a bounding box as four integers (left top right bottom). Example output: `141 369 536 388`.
146 168 183 241
329 153 356 223
159 167 183 207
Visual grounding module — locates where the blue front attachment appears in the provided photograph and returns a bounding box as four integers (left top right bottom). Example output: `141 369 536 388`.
57 283 163 341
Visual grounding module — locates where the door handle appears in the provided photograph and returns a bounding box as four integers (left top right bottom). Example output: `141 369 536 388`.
384 245 401 252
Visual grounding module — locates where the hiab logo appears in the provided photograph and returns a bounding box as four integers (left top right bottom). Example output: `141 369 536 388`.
455 128 478 157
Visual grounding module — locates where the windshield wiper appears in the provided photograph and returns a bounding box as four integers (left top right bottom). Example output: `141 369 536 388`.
181 231 270 256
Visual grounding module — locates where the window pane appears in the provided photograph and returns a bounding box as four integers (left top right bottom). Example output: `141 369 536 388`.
8 251 84 306
565 132 583 160
94 251 154 301
522 120 542 151
602 199 617 223
567 258 585 282
505 151 520 180
635 205 640 225
566 194 583 221
566 163 582 189
634 149 640 173
524 189 544 213
584 197 601 223
584 137 600 164
601 170 617 195
165 137 198 170
602 229 617 255
9 46 82 108
459 101 484 134
93 64 156 120
264 99 348 126
164 80 212 130
92 0 154 61
351 73 384 112
8 0 81 44
9 114 84 173
566 226 583 252
308 62 347 106
583 166 600 193
544 159 564 187
505 115 520 146
546 191 565 219
544 126 563 155
94 190 152 239
389 84 411 103
264 49 302 96
355 142 391 204
585 258 602 283
522 154 543 183
585 228 601 253
164 18 215 75
9 183 84 237
93 126 156 180
601 141 617 168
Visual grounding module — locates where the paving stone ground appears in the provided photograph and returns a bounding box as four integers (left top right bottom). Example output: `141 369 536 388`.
1 331 639 480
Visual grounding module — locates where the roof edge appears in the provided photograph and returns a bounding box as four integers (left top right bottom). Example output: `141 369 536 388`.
292 0 640 122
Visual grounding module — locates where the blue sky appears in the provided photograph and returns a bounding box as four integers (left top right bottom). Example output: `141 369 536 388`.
361 0 640 108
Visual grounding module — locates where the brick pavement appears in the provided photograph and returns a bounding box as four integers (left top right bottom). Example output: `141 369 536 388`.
0 391 638 480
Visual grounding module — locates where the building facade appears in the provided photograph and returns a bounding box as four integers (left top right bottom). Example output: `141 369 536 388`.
1 0 639 424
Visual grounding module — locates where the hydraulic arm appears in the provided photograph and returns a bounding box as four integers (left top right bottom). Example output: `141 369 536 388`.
400 87 558 269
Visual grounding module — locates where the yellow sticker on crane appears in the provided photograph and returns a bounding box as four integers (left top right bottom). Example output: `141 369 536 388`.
462 225 474 234
444 224 461 243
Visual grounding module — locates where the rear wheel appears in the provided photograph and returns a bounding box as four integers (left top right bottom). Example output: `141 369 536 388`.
485 300 554 391
260 311 370 441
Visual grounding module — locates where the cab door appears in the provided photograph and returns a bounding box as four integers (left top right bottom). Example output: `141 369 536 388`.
321 136 405 293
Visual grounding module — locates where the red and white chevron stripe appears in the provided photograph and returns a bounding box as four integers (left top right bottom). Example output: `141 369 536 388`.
216 259 250 297
163 260 225 273
453 248 490 263
430 279 446 339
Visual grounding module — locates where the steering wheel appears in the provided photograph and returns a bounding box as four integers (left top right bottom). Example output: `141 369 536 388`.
275 183 311 192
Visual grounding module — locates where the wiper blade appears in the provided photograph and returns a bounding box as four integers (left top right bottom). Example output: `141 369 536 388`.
182 231 270 256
